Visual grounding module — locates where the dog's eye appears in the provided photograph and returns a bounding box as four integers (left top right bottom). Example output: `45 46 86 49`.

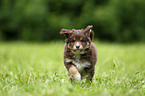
81 40 86 42
71 40 75 42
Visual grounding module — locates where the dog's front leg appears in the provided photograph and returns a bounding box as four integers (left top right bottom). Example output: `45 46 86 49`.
68 65 81 81
64 58 81 81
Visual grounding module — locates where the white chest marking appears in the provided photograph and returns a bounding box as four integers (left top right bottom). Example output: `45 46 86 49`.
74 60 90 71
65 58 90 71
73 54 90 71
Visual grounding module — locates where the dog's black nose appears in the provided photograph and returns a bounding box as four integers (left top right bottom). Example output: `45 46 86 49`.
76 45 80 49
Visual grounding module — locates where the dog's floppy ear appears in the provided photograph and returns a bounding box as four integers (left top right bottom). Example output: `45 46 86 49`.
60 29 73 42
83 25 94 41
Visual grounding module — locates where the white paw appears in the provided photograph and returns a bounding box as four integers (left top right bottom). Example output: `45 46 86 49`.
74 74 81 81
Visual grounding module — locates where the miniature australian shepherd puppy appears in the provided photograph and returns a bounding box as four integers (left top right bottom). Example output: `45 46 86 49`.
60 25 97 82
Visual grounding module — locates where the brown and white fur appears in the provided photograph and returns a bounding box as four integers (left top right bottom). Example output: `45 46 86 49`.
60 25 97 82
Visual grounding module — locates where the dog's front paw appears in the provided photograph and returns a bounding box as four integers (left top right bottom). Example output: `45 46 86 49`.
72 74 81 81
70 74 81 83
69 65 81 81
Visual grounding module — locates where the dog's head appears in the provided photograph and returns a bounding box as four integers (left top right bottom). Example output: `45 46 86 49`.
60 25 94 54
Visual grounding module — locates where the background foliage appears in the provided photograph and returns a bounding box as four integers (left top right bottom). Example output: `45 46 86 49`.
0 0 145 42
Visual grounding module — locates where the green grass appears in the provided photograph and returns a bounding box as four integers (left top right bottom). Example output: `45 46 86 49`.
0 41 145 96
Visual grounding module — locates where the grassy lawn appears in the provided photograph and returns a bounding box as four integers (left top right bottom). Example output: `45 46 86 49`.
0 41 145 96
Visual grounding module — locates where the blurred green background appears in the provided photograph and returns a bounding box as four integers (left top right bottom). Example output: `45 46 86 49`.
0 0 145 42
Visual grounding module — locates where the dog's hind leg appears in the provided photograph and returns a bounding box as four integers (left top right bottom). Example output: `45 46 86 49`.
85 68 95 83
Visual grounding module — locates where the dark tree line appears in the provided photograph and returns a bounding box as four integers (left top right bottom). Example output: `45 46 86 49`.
0 0 145 42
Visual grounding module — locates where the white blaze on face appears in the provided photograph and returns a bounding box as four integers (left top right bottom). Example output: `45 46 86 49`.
73 41 83 49
73 42 79 49
76 42 80 47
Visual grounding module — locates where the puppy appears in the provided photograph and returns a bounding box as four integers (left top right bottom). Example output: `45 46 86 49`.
60 25 97 82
